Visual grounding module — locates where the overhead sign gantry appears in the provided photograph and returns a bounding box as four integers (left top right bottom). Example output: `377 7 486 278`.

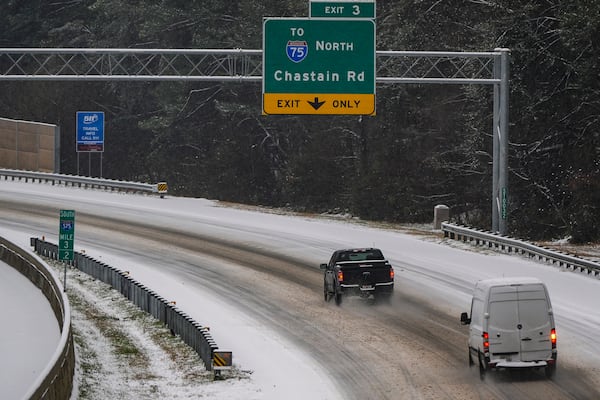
0 47 510 235
0 0 510 234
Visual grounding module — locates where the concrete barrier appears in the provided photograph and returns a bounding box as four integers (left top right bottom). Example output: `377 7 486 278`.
0 237 74 400
433 204 450 230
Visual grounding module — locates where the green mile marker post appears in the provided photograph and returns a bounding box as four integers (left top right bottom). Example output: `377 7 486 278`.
59 209 75 290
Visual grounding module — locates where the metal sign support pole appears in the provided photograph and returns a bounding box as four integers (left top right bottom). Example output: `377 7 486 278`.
492 48 510 235
492 57 500 233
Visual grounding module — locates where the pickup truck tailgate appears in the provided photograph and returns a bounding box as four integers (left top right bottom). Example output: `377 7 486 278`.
337 260 393 286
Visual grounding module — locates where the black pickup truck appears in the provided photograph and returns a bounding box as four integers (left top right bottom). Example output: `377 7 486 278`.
320 248 394 305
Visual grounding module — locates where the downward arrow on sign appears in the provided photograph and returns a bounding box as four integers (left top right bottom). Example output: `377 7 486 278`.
308 97 326 110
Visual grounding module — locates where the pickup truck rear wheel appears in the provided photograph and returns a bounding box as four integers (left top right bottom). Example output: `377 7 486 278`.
334 290 342 306
376 293 392 304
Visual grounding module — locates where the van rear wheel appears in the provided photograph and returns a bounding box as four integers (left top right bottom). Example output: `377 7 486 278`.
545 364 556 379
478 352 486 380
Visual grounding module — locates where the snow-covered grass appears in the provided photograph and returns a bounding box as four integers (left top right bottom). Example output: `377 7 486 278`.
52 260 261 400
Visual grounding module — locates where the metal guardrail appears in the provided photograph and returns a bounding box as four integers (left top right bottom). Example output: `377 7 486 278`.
0 168 167 195
0 236 75 400
441 223 600 278
31 238 221 372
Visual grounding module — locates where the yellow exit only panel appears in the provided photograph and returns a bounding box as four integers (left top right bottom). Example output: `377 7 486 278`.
263 93 375 115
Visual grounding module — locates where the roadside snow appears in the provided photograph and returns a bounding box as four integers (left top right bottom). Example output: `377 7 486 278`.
57 260 263 400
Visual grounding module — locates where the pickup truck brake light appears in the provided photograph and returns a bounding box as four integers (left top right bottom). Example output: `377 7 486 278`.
337 270 344 282
390 267 394 280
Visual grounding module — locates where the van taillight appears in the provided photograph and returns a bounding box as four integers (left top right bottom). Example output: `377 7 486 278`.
337 271 344 282
390 267 394 280
550 328 557 348
482 332 489 351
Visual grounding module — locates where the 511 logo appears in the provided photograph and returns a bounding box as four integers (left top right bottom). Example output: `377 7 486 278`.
83 114 99 124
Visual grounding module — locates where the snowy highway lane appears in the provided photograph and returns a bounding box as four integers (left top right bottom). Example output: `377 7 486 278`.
1 180 600 399
0 260 61 400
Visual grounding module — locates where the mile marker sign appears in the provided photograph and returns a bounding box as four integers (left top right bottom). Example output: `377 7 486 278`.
262 18 375 115
59 209 75 262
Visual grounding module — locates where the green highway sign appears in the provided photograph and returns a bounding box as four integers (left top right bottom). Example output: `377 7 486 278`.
310 1 375 19
59 209 75 261
263 18 376 115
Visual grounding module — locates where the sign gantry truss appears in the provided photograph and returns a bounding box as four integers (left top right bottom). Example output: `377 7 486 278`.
0 48 509 235
0 49 264 82
0 48 499 84
377 51 499 84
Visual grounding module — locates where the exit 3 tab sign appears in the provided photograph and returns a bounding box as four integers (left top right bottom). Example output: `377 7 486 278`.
309 0 376 19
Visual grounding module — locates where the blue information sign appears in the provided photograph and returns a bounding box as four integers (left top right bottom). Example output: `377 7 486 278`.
76 111 105 152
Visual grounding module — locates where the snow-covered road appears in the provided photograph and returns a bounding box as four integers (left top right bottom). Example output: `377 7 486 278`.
0 260 60 400
2 180 600 399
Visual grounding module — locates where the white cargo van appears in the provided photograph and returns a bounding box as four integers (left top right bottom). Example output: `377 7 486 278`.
460 277 557 379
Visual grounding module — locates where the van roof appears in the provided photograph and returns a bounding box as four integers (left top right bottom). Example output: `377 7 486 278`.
475 277 544 290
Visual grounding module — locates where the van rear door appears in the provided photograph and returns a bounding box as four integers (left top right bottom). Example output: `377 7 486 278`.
488 284 552 363
516 284 553 361
488 286 521 359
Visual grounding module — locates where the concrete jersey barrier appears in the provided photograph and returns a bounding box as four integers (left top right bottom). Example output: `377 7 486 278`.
0 236 74 400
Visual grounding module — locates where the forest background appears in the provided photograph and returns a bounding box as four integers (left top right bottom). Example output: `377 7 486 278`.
1 1 598 242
